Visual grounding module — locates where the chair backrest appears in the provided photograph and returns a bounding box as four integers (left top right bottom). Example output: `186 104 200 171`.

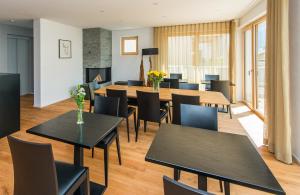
172 94 200 125
81 84 91 101
204 74 220 91
94 95 119 117
180 104 218 131
164 78 179 89
160 81 170 88
170 73 182 80
128 80 144 86
179 83 199 90
211 80 230 101
137 90 161 122
8 136 59 195
163 176 214 195
106 89 128 117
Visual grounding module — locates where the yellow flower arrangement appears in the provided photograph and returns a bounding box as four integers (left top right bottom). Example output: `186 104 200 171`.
147 70 166 91
147 70 166 82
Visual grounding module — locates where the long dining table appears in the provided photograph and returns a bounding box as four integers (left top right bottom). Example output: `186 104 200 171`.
94 85 232 118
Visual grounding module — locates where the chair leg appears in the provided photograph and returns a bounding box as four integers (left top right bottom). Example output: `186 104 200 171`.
133 111 137 133
126 117 130 142
116 131 122 165
83 170 90 195
104 147 109 187
136 119 140 142
228 105 232 119
166 113 169 123
168 103 172 122
92 148 94 158
89 103 92 113
144 120 147 132
219 180 223 192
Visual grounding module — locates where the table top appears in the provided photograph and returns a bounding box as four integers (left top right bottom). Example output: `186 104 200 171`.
145 124 285 195
27 111 123 149
94 85 230 106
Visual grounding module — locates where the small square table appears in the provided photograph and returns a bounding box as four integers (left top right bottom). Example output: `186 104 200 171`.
145 124 285 195
27 110 123 195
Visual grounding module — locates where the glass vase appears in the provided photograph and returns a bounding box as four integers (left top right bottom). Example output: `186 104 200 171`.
77 107 84 124
153 81 160 92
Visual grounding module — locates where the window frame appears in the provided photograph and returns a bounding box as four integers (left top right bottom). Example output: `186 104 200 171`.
120 36 139 55
242 16 266 120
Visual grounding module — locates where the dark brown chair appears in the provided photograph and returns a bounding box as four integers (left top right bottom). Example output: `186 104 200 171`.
164 78 179 89
92 95 121 187
106 89 137 142
160 81 170 88
128 80 144 86
179 83 199 90
163 176 214 195
136 91 168 141
81 83 94 113
211 80 232 118
170 73 182 80
204 74 219 91
127 80 144 106
172 94 200 125
179 104 223 192
8 136 90 195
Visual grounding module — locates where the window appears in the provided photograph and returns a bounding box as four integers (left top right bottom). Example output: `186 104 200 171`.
121 36 138 55
243 17 266 117
167 33 229 83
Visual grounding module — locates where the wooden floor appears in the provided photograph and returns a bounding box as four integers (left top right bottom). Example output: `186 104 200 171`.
0 95 300 195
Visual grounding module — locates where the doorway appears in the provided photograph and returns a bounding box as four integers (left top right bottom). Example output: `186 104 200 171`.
242 16 266 118
7 35 34 95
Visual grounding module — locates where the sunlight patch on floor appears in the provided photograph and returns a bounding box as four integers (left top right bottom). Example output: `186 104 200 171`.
238 114 264 147
231 105 251 115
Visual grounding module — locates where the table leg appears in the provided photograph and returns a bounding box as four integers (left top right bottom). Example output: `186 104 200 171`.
74 146 106 195
74 146 84 195
74 145 84 166
224 181 230 195
198 175 207 191
174 169 180 181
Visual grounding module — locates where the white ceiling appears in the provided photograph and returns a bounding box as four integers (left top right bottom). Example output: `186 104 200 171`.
0 0 260 30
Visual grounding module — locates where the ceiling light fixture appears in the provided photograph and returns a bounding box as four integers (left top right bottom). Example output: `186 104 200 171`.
152 2 158 6
100 10 105 13
9 19 15 23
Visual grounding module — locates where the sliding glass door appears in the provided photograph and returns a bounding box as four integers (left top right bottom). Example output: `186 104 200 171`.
244 28 253 106
255 21 266 114
243 17 266 117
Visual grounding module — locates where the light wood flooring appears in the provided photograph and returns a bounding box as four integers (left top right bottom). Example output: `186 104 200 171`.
0 95 300 195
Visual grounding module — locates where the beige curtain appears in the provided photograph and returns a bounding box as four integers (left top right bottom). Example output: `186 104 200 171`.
265 0 292 164
153 22 231 87
229 20 237 103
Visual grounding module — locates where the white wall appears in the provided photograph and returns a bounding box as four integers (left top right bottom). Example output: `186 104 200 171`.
112 27 153 82
34 19 83 107
289 0 300 162
235 0 267 101
0 24 33 72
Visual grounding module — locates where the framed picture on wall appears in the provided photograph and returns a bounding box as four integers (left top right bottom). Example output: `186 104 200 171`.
59 39 72 58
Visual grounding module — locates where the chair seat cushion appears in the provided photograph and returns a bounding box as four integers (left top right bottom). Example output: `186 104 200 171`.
96 130 117 148
55 161 87 195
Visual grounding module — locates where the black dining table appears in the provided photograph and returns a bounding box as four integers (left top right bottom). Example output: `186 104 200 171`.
145 124 285 195
27 110 123 195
